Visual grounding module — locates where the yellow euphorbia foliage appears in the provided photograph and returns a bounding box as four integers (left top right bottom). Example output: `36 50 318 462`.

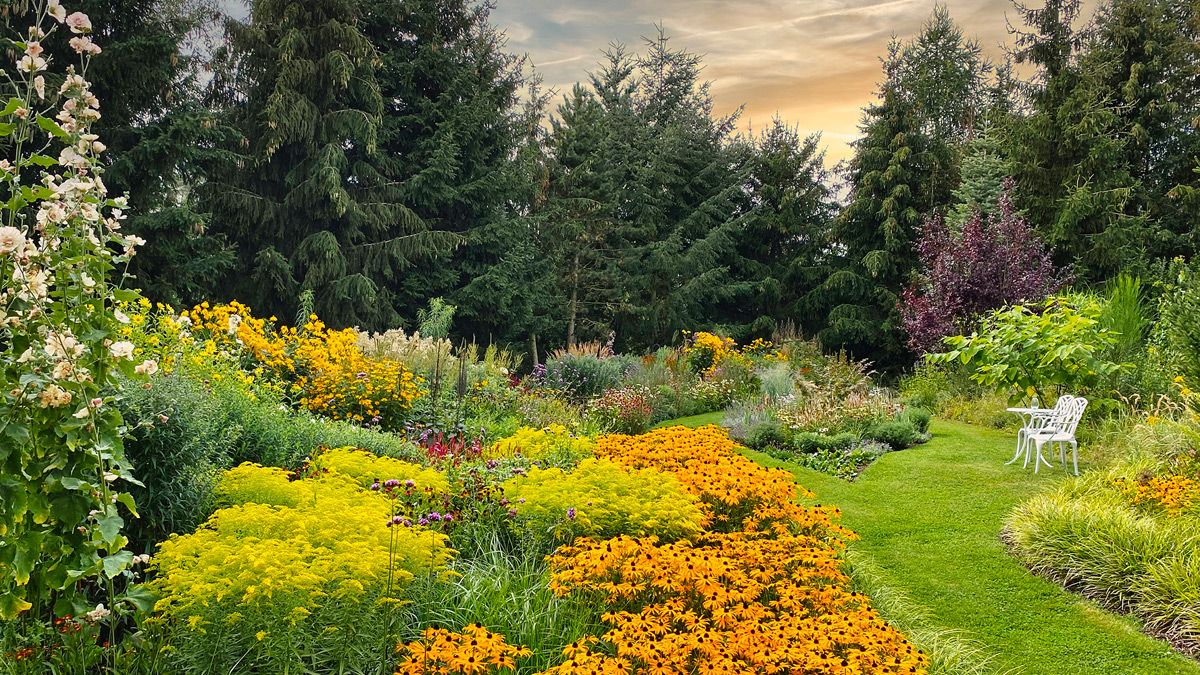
595 425 850 536
489 424 595 460
310 446 448 492
395 623 532 675
505 458 705 541
152 463 452 624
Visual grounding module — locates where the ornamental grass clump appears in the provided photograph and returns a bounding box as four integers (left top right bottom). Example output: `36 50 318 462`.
504 458 706 544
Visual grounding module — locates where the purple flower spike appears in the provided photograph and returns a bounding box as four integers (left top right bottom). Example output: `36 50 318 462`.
567 507 576 521
384 479 400 488
403 519 412 527
391 516 403 525
444 513 454 522
507 508 518 517
370 482 381 491
500 498 509 506
404 479 415 487
429 512 441 521
518 498 526 504
418 518 429 526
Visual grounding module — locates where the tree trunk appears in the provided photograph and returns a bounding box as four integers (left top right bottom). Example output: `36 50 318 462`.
530 333 539 368
567 251 580 350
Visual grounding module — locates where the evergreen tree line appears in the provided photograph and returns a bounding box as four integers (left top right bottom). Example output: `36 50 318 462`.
65 0 1200 368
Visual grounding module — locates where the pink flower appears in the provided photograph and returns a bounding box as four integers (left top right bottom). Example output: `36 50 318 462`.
0 226 25 254
69 36 101 55
66 11 91 34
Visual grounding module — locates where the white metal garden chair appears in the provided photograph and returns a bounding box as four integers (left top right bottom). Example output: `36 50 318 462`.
1007 395 1074 468
1022 397 1088 475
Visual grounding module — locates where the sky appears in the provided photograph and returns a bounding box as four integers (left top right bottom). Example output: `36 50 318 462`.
488 0 1065 166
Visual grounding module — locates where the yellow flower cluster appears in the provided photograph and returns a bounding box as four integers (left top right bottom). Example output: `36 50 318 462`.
544 530 927 675
594 426 851 536
488 425 595 460
683 331 736 374
309 446 448 492
152 462 452 629
1116 474 1198 516
183 301 426 428
505 458 706 542
395 623 532 675
385 426 924 675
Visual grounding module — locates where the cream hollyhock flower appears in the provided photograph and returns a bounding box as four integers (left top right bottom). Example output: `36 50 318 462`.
48 0 67 23
33 75 44 100
85 604 110 622
0 226 25 253
72 407 89 418
108 341 134 360
25 41 43 58
66 12 91 34
52 361 73 379
134 359 158 376
37 384 72 408
16 54 47 73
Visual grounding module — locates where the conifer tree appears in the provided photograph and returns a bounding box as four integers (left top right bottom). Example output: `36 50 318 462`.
359 0 529 339
206 0 452 329
38 0 236 306
817 82 930 367
725 119 834 338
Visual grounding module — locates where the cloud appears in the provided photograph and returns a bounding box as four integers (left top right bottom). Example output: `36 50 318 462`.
491 0 1098 165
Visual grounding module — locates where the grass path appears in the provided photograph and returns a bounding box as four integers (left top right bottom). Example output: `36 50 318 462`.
663 415 1200 675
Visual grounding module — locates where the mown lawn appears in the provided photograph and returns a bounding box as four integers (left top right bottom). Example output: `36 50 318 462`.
663 415 1200 675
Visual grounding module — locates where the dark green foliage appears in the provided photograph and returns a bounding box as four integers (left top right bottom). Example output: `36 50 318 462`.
359 0 536 342
897 407 932 434
725 119 835 339
793 431 856 455
35 0 237 306
206 0 455 330
1004 0 1200 282
817 82 929 367
116 373 420 552
743 421 786 451
866 420 920 450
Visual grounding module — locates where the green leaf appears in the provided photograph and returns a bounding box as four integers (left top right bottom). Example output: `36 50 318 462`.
0 98 23 116
116 492 139 519
102 550 134 579
0 592 32 620
97 512 124 544
36 115 67 138
27 154 57 168
121 584 157 614
0 122 15 136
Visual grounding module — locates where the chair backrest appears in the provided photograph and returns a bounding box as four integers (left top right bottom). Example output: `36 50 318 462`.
1061 397 1088 436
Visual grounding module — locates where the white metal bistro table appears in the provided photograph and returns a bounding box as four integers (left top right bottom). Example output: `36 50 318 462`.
1005 406 1057 471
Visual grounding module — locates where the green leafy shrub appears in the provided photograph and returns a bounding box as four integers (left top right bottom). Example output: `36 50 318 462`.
897 407 932 434
793 432 856 454
928 295 1125 404
504 458 705 546
540 354 632 399
117 372 422 551
865 421 919 450
796 441 893 480
744 422 786 450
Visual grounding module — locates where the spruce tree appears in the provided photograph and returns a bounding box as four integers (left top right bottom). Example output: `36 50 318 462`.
725 119 834 338
359 0 529 339
38 0 235 306
206 0 452 329
817 82 930 367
